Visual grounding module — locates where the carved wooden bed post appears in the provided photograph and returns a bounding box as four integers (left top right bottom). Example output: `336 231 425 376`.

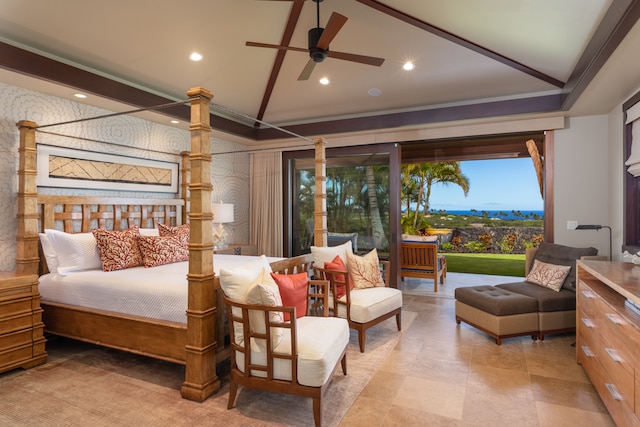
16 120 40 275
314 137 328 247
181 87 220 401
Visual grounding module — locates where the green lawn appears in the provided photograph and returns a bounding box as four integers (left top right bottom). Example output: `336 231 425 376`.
442 253 526 277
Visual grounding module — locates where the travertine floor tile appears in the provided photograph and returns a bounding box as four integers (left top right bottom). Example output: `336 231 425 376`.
536 401 615 427
393 376 466 420
530 374 607 413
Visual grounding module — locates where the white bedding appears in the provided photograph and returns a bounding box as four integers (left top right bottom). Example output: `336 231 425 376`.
38 254 283 324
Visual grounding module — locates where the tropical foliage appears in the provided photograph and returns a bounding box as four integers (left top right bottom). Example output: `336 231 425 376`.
294 163 390 254
401 162 470 234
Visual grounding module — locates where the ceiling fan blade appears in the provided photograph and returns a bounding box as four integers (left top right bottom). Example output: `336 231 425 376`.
246 41 308 54
327 50 385 66
316 12 348 50
298 58 317 81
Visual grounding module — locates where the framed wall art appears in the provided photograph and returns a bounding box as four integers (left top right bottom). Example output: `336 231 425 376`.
36 145 179 193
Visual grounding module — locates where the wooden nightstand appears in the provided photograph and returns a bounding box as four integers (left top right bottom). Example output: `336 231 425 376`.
0 272 47 374
214 244 258 256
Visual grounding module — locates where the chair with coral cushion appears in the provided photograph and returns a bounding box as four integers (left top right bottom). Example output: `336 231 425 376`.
221 262 347 427
314 248 402 352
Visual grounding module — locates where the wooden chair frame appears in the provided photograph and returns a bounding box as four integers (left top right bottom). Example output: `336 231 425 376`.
224 279 344 427
314 260 402 352
400 242 446 292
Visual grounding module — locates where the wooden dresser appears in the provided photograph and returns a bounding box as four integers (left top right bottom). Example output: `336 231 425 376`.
577 260 640 427
0 272 47 374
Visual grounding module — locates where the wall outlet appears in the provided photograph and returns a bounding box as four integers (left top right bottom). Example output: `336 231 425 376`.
567 220 578 230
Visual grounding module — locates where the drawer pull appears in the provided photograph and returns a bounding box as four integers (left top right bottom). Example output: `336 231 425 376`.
581 318 595 328
580 290 595 298
605 383 623 401
581 345 595 357
605 313 623 325
604 348 623 363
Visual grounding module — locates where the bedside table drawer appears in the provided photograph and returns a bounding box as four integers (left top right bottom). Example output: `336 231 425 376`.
1 296 32 318
0 328 32 352
0 312 33 335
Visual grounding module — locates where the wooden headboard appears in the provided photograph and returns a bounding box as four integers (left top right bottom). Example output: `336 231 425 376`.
37 195 184 232
35 195 185 275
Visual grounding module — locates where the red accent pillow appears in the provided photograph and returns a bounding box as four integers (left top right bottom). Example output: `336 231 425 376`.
270 272 308 320
138 234 189 268
92 225 143 272
324 255 353 298
157 223 190 246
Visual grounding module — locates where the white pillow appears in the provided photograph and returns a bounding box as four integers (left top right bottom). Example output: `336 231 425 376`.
44 229 102 275
39 233 59 272
402 234 439 243
310 241 353 268
139 228 160 236
219 255 274 346
245 271 285 350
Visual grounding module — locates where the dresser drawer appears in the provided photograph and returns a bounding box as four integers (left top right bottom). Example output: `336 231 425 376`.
577 282 599 319
587 353 640 427
0 312 33 335
0 328 32 352
577 324 598 365
598 332 634 406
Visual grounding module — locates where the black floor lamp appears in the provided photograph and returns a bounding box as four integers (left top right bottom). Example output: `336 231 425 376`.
575 224 612 260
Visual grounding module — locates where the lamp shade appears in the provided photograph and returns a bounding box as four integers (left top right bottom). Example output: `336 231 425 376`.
212 203 234 223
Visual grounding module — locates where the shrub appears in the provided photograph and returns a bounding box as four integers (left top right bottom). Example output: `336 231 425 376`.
498 234 517 253
478 232 492 251
440 242 453 251
464 241 485 252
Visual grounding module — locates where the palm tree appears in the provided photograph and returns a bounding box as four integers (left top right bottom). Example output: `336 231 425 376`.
401 162 470 232
420 162 470 216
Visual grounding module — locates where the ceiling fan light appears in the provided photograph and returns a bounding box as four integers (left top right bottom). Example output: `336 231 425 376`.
403 61 415 71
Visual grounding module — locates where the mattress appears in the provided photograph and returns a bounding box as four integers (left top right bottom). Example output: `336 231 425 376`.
38 254 282 324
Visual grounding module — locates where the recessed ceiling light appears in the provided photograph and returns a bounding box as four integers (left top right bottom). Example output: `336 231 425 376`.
319 77 330 85
189 52 203 62
368 88 382 97
170 120 180 124
403 61 415 71
73 93 87 99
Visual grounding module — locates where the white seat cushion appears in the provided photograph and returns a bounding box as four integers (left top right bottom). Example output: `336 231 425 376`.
334 287 402 324
236 316 349 387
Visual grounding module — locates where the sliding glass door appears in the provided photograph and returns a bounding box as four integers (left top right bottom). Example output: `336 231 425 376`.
283 143 401 285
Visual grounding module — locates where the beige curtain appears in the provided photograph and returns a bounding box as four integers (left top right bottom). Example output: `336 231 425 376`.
625 101 640 176
250 151 283 257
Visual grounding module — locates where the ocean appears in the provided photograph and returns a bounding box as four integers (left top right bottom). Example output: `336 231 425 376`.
430 210 544 220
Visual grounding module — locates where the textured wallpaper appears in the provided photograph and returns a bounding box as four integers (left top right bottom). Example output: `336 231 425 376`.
0 82 249 271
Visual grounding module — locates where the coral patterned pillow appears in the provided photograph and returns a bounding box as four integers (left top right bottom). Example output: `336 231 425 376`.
92 226 143 272
270 272 309 320
324 255 353 298
525 259 572 292
346 248 385 289
157 223 190 245
137 234 189 268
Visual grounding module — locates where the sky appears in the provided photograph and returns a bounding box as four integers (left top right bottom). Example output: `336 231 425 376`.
427 158 544 212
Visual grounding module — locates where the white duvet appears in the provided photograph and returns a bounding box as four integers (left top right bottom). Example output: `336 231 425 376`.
38 254 282 324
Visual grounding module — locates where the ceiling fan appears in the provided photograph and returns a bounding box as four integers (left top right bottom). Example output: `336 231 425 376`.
247 0 385 81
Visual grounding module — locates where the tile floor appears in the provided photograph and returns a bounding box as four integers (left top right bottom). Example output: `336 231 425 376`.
339 274 616 427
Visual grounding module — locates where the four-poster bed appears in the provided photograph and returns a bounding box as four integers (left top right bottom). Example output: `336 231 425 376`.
15 87 315 402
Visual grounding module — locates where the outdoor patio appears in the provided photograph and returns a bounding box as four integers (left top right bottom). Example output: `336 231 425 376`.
400 272 523 299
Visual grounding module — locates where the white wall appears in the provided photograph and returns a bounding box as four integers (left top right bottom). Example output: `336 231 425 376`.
553 115 611 258
0 82 249 271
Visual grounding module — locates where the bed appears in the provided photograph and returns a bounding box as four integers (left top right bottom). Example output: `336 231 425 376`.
14 87 313 402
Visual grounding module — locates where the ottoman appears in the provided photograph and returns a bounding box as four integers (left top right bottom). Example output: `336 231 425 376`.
455 285 539 344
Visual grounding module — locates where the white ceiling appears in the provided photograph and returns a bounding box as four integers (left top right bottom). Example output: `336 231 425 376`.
1 0 639 143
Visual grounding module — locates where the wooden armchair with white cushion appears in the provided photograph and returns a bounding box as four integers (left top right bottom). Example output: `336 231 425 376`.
311 244 402 353
220 257 348 427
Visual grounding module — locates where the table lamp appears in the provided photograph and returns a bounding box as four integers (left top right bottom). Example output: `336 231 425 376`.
212 202 234 248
